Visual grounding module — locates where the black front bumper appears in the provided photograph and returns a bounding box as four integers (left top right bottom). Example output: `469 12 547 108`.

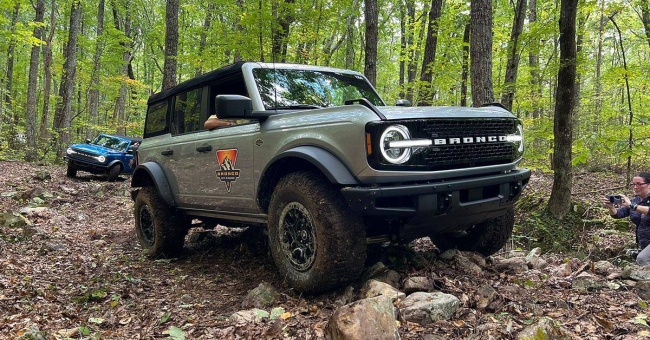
64 156 110 174
341 169 531 240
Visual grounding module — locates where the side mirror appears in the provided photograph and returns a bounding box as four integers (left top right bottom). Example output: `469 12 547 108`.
85 138 91 143
396 99 411 107
215 95 253 119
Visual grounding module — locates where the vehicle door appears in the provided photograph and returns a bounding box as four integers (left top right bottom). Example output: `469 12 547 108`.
190 122 260 213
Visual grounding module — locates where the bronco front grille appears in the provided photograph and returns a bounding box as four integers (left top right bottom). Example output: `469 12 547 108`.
366 118 519 171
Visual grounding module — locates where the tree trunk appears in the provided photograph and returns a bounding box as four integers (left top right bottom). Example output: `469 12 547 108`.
399 0 407 98
500 0 527 111
418 0 443 106
272 0 295 63
594 2 605 133
642 0 650 50
364 0 378 86
25 0 46 162
88 0 105 140
548 0 578 219
196 3 215 75
113 4 131 136
1 3 21 137
39 0 56 143
470 0 494 106
528 0 542 118
162 0 179 90
53 0 82 158
460 23 470 107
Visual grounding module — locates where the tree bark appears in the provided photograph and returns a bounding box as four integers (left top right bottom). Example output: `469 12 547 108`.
500 0 527 111
162 0 179 90
87 0 105 140
528 0 542 118
196 3 215 75
470 0 494 106
25 0 46 162
548 0 578 219
272 0 295 63
418 0 443 106
113 3 131 136
642 0 650 50
364 0 379 86
39 0 56 143
460 23 470 107
1 3 21 137
53 0 82 158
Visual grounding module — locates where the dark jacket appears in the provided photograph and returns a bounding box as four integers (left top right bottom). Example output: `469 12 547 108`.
612 194 650 248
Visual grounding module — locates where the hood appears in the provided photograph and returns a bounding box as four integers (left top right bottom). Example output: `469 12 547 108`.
376 105 515 120
70 143 122 155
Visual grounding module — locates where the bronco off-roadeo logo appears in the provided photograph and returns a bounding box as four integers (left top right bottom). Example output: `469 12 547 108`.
215 149 240 192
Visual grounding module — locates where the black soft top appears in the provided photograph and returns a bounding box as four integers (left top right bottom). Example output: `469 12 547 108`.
147 62 246 105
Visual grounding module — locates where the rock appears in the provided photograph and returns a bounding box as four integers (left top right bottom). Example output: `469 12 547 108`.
403 277 433 294
230 308 270 323
527 256 548 270
361 262 389 281
398 291 460 325
549 263 572 277
453 254 483 274
439 249 462 260
494 257 528 274
360 280 405 301
524 247 542 262
17 324 48 340
19 207 49 216
516 316 571 339
325 295 399 340
622 265 650 281
461 251 487 267
34 170 51 181
0 212 31 228
476 284 497 310
180 294 192 304
0 191 18 198
371 269 402 289
335 286 355 306
572 272 602 292
59 185 78 195
508 249 527 258
241 282 278 308
593 260 616 276
636 281 650 300
19 187 44 200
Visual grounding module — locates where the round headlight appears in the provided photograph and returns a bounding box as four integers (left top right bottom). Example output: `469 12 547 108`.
380 125 412 164
66 148 74 155
506 122 524 153
97 156 106 163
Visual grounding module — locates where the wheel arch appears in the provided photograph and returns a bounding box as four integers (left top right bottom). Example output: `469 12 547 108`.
257 146 359 213
131 162 176 207
107 159 124 171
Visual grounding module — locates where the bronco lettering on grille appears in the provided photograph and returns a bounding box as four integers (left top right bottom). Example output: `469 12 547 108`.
432 136 507 145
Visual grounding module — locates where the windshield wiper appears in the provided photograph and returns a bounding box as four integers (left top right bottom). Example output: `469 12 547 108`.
270 104 323 110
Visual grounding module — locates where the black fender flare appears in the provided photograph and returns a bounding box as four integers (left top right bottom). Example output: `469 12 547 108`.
264 146 359 185
107 159 124 170
131 162 176 207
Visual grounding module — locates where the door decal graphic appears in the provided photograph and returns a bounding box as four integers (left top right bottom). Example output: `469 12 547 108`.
215 149 241 192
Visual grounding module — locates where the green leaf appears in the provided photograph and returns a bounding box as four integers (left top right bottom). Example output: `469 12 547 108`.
167 326 185 340
270 307 285 320
161 312 172 324
633 314 648 326
79 326 91 336
88 317 104 324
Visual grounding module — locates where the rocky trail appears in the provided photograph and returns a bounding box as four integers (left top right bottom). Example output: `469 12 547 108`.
1 160 649 339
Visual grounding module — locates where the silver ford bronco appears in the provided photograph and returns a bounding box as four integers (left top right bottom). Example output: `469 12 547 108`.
131 62 530 293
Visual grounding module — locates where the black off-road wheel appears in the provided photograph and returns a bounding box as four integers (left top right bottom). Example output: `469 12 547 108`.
107 164 121 182
134 187 185 258
268 172 366 293
433 208 515 256
66 163 77 178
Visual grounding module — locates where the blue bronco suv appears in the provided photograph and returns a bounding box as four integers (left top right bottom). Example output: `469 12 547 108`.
65 134 142 181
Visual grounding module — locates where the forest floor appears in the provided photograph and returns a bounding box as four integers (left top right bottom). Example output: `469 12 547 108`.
1 160 649 339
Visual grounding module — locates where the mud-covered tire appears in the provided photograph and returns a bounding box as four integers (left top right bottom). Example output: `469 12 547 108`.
433 208 515 256
107 164 121 182
66 164 77 178
268 172 366 293
134 187 185 258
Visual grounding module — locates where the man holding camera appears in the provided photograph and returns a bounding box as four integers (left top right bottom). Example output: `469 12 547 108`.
605 172 650 266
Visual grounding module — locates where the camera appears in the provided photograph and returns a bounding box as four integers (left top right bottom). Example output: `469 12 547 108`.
607 194 622 204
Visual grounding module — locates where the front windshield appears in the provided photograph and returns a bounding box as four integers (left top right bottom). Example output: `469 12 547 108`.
91 135 129 151
253 68 384 110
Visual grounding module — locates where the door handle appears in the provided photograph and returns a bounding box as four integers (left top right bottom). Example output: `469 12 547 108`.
196 144 212 152
161 149 173 156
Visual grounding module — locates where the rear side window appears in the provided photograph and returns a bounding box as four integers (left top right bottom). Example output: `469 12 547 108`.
172 88 202 135
144 100 169 138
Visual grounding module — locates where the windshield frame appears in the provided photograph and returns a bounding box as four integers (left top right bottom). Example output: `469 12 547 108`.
91 134 130 152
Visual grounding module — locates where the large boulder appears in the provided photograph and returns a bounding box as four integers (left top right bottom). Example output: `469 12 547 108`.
360 279 405 301
325 295 399 340
398 291 460 325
